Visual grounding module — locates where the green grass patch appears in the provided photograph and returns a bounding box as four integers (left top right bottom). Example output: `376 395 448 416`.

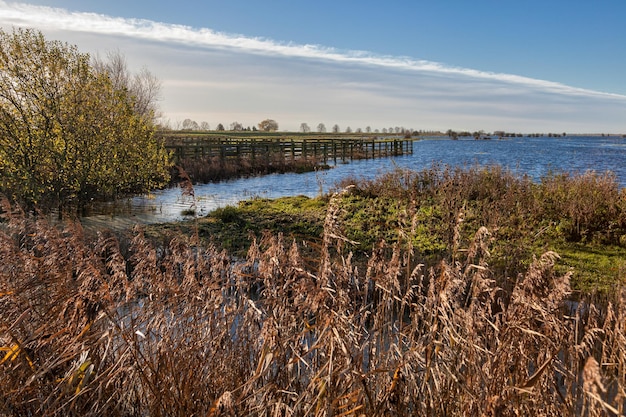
553 243 626 293
150 195 327 256
147 165 626 294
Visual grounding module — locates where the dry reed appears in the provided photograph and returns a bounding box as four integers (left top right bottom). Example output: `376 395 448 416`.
0 185 624 416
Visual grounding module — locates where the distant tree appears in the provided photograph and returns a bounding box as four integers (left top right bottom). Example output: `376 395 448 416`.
382 128 388 134
345 126 352 133
216 123 225 131
473 131 484 139
230 121 243 131
365 126 371 133
317 123 327 133
0 28 169 209
355 127 362 133
182 119 199 130
300 122 311 133
200 121 210 131
332 124 340 133
258 119 279 132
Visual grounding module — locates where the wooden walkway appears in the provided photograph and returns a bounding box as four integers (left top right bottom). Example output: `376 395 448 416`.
162 135 415 164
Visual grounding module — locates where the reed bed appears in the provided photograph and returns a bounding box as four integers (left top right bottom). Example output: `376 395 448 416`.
332 165 626 293
173 154 322 184
0 185 625 416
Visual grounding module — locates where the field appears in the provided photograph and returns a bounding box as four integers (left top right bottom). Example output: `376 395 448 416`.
1 166 625 416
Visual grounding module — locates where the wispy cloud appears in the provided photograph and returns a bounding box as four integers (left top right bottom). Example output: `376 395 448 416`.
1 0 624 101
1 1 625 132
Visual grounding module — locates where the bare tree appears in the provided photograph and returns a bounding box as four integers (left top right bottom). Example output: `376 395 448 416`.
365 126 371 133
132 67 162 121
200 121 210 131
230 121 243 131
300 122 310 133
332 124 340 133
345 126 352 133
182 119 199 130
317 123 326 133
92 50 162 123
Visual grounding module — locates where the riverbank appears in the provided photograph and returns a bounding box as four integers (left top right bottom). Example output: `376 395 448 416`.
2 166 625 414
149 165 626 293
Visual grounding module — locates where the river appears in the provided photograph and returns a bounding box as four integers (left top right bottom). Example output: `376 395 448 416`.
80 135 626 230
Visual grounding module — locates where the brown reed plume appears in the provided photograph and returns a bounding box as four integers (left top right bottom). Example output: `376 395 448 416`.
0 185 624 416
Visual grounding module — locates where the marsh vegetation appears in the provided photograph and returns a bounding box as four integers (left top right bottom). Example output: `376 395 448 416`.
1 166 625 416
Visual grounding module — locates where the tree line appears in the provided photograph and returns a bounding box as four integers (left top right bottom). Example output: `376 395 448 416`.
174 118 415 135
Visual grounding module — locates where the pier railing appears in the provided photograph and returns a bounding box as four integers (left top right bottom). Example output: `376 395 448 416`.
161 134 415 164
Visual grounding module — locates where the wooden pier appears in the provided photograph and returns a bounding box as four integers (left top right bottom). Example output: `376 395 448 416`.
161 134 415 164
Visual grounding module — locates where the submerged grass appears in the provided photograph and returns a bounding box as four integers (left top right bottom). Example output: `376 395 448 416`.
1 165 626 415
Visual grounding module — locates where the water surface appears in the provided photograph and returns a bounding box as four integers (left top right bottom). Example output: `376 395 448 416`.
81 136 626 230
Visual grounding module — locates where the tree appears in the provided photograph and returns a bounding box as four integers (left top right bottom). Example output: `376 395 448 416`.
200 121 210 131
332 124 340 133
230 121 243 131
317 123 326 133
0 28 170 210
216 123 225 131
182 119 199 130
345 126 352 133
258 119 279 132
92 49 162 123
300 122 310 133
365 126 371 133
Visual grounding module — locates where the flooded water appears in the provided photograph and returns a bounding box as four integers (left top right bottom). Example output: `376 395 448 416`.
81 135 626 230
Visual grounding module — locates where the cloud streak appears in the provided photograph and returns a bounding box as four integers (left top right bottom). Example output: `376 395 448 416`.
1 0 624 101
1 1 625 132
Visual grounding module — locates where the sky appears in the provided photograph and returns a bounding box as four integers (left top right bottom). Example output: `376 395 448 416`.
1 0 625 133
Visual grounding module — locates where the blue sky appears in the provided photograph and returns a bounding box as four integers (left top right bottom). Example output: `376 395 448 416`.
1 0 625 133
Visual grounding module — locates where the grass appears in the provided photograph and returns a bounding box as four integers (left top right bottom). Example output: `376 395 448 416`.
555 244 626 294
154 165 626 293
151 195 327 257
1 166 626 415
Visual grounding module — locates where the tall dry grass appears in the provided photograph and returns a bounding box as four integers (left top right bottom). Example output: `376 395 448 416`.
0 191 625 416
174 154 321 184
335 164 626 245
